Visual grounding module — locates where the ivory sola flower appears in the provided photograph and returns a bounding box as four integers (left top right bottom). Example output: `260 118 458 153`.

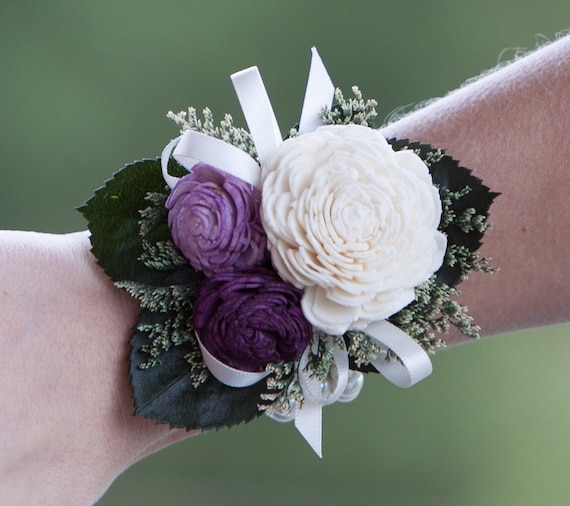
261 124 447 335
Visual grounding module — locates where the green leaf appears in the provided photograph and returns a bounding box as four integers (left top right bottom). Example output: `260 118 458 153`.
81 158 259 431
388 139 499 287
130 308 266 430
79 158 198 286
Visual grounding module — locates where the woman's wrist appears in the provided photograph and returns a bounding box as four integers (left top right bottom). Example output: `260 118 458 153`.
380 36 570 341
0 231 197 504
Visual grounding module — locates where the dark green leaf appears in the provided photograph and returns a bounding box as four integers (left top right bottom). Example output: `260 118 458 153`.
79 158 198 286
389 139 499 287
130 308 266 430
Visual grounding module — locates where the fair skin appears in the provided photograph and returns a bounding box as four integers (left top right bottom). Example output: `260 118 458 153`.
1 35 569 504
380 34 570 341
0 231 200 504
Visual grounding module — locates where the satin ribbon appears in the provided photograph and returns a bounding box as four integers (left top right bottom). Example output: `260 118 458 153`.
160 47 434 457
291 321 432 457
160 47 334 184
295 335 349 458
196 335 269 388
161 130 261 190
230 66 282 167
367 320 433 388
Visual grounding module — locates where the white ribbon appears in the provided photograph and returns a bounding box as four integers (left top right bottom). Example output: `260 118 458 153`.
292 320 431 457
161 48 434 457
230 67 282 167
367 320 433 388
298 47 336 134
161 46 334 188
161 129 262 190
294 335 349 458
196 335 269 388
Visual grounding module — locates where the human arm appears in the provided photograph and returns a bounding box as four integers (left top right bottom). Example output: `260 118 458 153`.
1 35 569 505
0 231 199 505
380 35 570 342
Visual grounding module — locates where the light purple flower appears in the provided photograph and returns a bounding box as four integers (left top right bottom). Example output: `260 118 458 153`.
166 163 266 276
193 267 312 372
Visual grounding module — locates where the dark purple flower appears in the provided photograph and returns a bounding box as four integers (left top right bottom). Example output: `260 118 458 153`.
193 266 312 372
166 163 267 276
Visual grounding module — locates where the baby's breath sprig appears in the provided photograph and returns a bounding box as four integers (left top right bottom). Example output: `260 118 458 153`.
260 362 304 415
167 107 257 159
138 191 188 270
305 332 335 382
343 330 382 367
420 148 445 167
116 281 199 368
184 347 210 388
389 275 478 346
321 86 378 127
138 240 188 271
139 191 168 237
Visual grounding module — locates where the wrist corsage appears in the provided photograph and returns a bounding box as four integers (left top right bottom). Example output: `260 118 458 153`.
81 48 497 457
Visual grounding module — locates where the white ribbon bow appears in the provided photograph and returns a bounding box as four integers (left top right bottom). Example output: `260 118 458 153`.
161 47 433 457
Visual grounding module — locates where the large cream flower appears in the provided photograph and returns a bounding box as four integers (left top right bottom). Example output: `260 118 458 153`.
261 124 447 335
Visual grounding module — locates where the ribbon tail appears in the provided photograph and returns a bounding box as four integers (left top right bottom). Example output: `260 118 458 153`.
298 47 335 134
366 320 433 388
231 66 282 167
293 336 350 458
295 401 323 458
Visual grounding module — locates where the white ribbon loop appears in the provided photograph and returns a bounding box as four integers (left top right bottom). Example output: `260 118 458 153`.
366 320 433 388
298 47 335 134
293 319 432 457
295 336 349 457
160 130 262 190
161 137 183 189
161 48 334 190
231 66 282 167
297 336 349 407
196 335 269 388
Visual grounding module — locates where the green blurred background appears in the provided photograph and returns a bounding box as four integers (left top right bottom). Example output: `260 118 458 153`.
1 1 569 504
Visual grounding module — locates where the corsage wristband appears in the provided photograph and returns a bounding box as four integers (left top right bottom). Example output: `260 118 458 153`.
80 48 497 457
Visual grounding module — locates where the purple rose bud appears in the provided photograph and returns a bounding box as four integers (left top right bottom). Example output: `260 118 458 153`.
194 266 312 372
166 163 267 276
